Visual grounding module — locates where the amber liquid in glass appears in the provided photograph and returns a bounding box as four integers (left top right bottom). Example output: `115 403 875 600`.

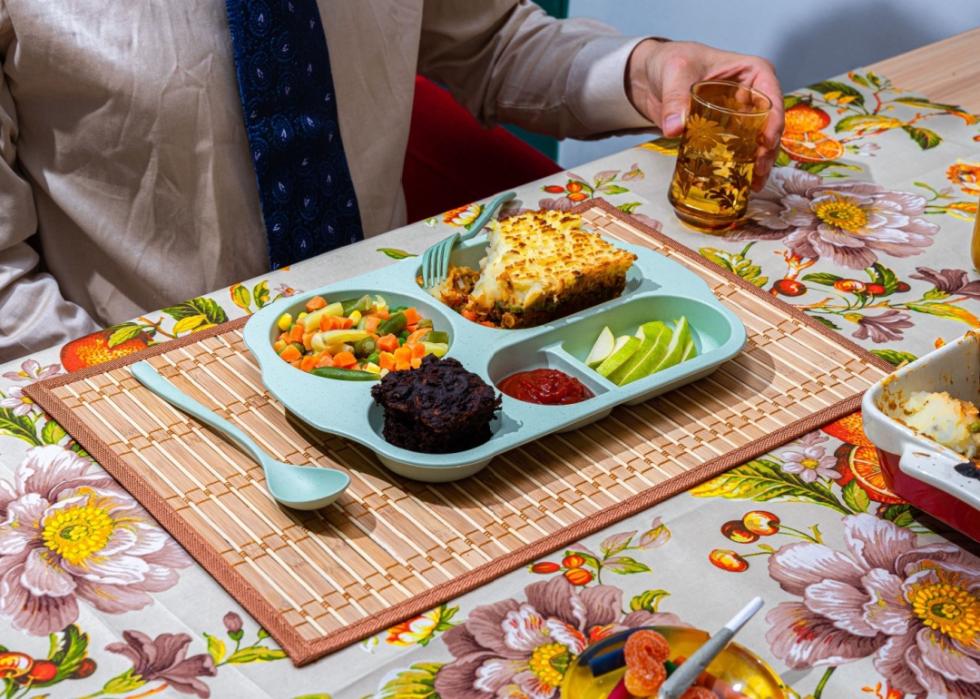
972 197 980 271
668 81 771 233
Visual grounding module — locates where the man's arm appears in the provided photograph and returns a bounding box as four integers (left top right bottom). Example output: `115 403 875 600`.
418 0 654 140
418 2 783 186
0 13 97 362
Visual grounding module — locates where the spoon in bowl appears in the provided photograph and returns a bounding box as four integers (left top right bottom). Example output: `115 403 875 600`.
130 360 350 510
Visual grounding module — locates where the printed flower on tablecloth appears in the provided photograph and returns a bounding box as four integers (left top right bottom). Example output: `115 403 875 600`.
434 575 682 699
2 359 61 383
946 161 980 196
0 385 37 417
910 267 980 299
728 169 939 269
382 604 459 648
778 433 839 483
850 310 915 343
0 446 190 635
766 514 980 699
105 631 216 698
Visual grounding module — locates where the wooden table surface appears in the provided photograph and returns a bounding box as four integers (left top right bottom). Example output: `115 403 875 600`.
870 26 980 111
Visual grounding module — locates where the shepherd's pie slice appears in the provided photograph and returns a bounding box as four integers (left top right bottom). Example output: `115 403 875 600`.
458 210 636 328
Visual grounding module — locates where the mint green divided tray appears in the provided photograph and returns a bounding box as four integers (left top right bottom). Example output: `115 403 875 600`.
241 221 746 482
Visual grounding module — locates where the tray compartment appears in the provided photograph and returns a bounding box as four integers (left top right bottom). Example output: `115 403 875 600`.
417 237 647 328
487 348 611 401
263 287 458 384
364 401 523 482
559 294 737 366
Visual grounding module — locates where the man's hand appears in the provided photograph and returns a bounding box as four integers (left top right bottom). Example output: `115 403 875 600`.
627 39 784 190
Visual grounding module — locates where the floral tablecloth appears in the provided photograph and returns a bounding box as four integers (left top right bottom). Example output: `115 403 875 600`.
1 70 978 699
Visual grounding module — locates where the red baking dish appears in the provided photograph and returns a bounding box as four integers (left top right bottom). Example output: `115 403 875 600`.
861 330 979 542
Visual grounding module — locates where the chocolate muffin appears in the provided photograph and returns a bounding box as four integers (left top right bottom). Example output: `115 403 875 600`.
371 355 500 453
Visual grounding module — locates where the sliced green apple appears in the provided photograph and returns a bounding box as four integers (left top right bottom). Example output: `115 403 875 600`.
585 326 616 367
595 336 641 377
651 317 693 373
611 322 672 386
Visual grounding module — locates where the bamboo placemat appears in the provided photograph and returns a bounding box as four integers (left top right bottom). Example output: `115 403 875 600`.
26 200 892 665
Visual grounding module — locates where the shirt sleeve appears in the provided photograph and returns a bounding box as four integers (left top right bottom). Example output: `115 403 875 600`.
417 0 656 140
0 10 98 362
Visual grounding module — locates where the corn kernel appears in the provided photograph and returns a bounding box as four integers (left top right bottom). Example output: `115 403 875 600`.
297 311 308 321
349 310 362 325
276 312 293 331
363 362 381 374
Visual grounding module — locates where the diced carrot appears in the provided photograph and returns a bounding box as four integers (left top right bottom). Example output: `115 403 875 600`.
363 315 381 333
306 295 327 312
410 356 422 369
403 307 421 325
338 316 355 329
375 307 389 320
379 352 395 371
319 314 332 331
302 332 314 350
289 323 304 343
393 346 412 364
278 331 289 342
315 353 334 368
410 342 426 359
332 351 358 368
290 359 302 368
273 339 287 353
280 344 302 362
395 360 411 372
461 309 479 321
407 328 430 344
300 354 318 372
377 334 399 352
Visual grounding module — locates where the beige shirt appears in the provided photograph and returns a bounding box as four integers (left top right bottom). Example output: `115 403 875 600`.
0 0 652 360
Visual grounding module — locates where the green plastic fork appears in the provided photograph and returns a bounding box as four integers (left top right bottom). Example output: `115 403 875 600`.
420 191 516 289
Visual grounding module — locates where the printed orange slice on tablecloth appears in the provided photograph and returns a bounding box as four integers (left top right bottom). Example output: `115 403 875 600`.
841 445 906 504
822 412 873 447
781 130 845 163
784 103 831 132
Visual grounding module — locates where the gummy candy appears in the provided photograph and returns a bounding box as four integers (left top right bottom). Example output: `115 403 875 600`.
623 661 666 696
622 629 670 695
679 687 715 699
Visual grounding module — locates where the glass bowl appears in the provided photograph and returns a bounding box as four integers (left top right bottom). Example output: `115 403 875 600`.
561 626 787 699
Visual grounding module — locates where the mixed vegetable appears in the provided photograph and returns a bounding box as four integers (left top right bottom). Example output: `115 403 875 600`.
273 294 449 380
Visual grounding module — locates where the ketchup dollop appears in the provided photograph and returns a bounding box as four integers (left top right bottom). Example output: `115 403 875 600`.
498 368 594 405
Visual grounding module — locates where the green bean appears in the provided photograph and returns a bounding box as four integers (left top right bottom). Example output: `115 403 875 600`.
311 367 378 381
378 311 407 335
426 330 449 344
354 338 376 357
342 294 373 315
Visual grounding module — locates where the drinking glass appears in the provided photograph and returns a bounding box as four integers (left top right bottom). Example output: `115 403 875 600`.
668 80 772 232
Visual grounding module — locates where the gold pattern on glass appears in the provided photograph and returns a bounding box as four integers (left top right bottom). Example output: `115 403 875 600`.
668 81 772 233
